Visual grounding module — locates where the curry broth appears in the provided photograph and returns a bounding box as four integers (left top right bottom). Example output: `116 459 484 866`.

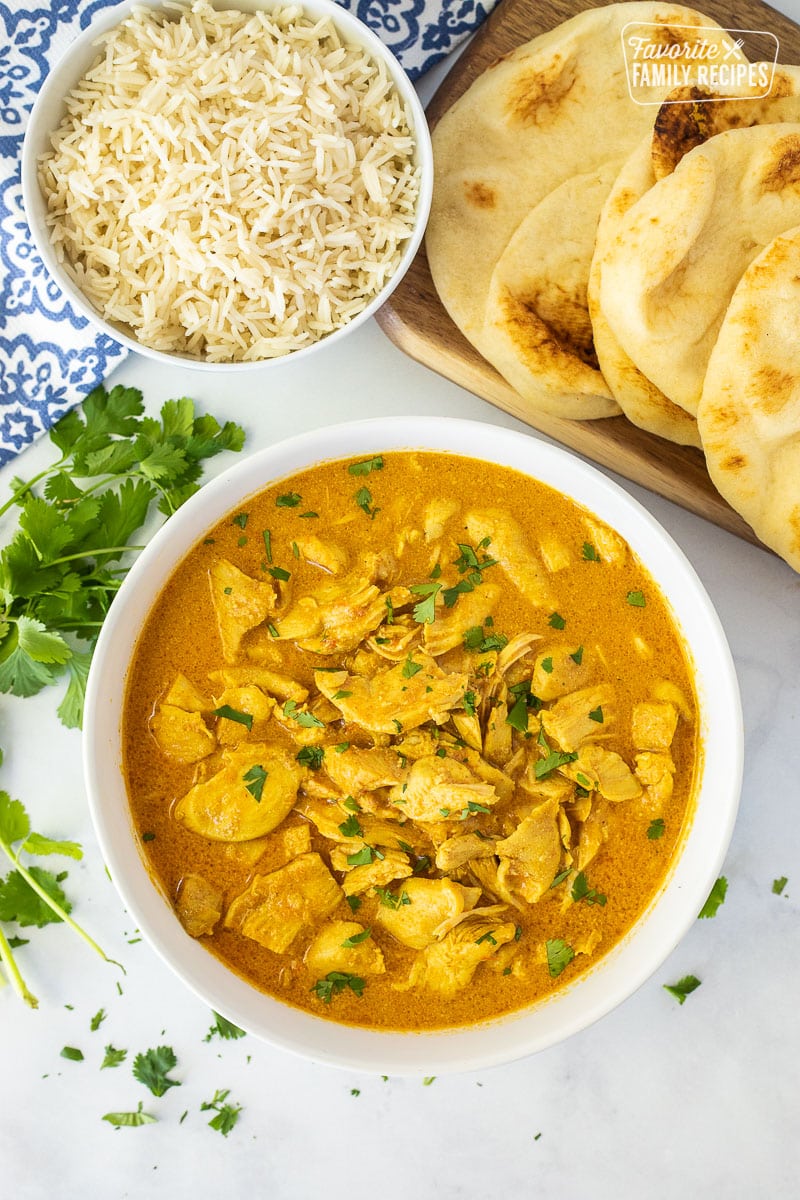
122 451 698 1030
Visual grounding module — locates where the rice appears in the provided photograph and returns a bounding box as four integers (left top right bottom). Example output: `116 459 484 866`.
38 0 421 361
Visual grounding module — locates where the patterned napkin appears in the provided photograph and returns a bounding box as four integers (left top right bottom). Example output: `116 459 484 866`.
0 0 497 467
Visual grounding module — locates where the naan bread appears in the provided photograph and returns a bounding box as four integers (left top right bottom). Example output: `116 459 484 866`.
426 2 736 420
590 68 800 444
599 122 800 416
588 139 701 446
482 165 619 419
698 227 800 571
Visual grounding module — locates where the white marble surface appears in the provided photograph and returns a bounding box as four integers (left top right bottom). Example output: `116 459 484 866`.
4 12 800 1196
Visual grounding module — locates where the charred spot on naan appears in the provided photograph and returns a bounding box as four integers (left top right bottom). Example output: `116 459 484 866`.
499 287 600 372
719 451 748 472
652 92 716 179
753 364 798 413
759 134 800 192
463 180 497 209
505 53 578 126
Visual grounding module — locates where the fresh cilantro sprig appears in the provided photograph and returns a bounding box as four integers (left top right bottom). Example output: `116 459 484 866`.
0 786 120 1008
201 1088 243 1136
0 385 245 725
132 1045 181 1097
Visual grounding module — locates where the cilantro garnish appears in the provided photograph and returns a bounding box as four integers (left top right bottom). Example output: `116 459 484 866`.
626 590 646 607
582 542 600 561
311 972 366 1003
242 765 267 802
698 876 727 919
297 746 324 770
346 846 375 867
282 699 324 728
663 974 701 1005
570 870 606 907
232 512 248 529
647 818 665 840
346 895 362 913
410 581 442 624
0 386 244 725
402 655 423 679
276 492 301 507
213 705 253 731
463 622 509 654
0 786 118 1008
262 529 273 563
550 869 571 890
773 876 788 895
102 1102 157 1128
348 456 384 476
548 612 566 629
101 1044 127 1069
534 749 577 780
570 645 584 665
354 486 380 519
267 566 291 582
341 927 371 948
132 1046 181 1097
342 796 361 812
61 1045 84 1061
90 1007 107 1032
338 814 364 839
545 938 575 978
373 886 411 910
201 1088 242 1137
475 931 497 946
588 706 604 723
463 690 477 717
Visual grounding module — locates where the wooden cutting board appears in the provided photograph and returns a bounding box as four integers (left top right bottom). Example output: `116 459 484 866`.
376 0 800 549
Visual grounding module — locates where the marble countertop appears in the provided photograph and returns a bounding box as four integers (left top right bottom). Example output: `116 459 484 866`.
4 20 800 1199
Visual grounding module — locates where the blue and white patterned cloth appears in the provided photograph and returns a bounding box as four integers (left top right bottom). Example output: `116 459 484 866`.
0 0 497 467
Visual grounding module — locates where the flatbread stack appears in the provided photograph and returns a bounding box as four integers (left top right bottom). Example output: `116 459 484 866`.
426 2 800 572
426 2 739 420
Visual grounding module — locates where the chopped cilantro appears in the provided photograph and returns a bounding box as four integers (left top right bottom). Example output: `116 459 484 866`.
663 975 701 1005
647 818 665 840
132 1046 180 1097
341 927 371 948
463 690 477 717
204 1012 246 1042
335 742 350 754
201 1088 242 1136
374 886 411 910
402 655 423 679
548 612 566 629
276 492 301 507
545 939 575 978
348 456 384 476
242 765 267 802
698 876 728 919
410 581 442 624
213 705 253 731
102 1102 156 1128
311 972 366 1003
534 750 578 780
540 656 553 674
282 700 324 728
582 542 600 561
338 814 364 839
232 512 248 529
354 486 380 519
475 931 497 946
299 511 318 519
550 869 571 890
60 1045 84 1062
626 590 646 607
262 529 273 563
570 870 606 907
346 895 362 913
588 706 604 723
101 1044 127 1069
346 846 374 867
267 565 291 582
570 645 584 665
506 694 530 733
90 1007 107 1032
773 876 788 895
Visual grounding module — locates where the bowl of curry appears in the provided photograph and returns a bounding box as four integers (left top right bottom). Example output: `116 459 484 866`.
83 417 742 1073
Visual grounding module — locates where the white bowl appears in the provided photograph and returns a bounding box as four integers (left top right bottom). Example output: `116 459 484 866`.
83 417 742 1074
21 0 432 370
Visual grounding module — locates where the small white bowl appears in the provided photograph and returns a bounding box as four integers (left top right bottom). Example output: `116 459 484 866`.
83 418 743 1075
21 0 432 370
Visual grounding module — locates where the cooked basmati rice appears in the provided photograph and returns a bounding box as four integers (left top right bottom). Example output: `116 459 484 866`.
39 0 421 361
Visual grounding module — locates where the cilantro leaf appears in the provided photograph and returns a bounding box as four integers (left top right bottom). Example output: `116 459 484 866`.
102 1102 156 1127
56 649 94 729
201 1089 242 1136
311 972 366 1003
348 456 384 476
0 866 71 927
773 876 788 895
132 1046 181 1097
204 1012 246 1042
647 818 665 840
698 876 727 919
242 765 267 802
297 746 324 770
0 790 30 845
21 833 82 860
545 938 575 978
101 1045 128 1069
663 974 701 1005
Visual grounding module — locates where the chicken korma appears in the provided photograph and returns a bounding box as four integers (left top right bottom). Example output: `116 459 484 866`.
122 451 698 1029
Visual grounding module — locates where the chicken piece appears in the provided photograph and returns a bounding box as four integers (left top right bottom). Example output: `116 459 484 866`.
532 646 591 701
465 509 556 610
394 729 441 761
576 799 610 871
402 912 517 997
495 632 541 675
294 535 348 575
225 852 342 953
304 920 385 977
274 563 411 654
435 832 497 872
518 768 573 806
213 686 274 745
377 877 481 949
574 929 602 957
208 667 308 703
175 873 223 938
164 673 211 712
296 798 417 850
271 701 328 746
423 584 501 656
366 619 420 662
539 536 571 573
495 798 562 904
209 559 276 663
583 517 627 565
483 695 513 764
241 628 284 666
324 745 407 794
563 744 642 803
173 744 302 841
315 655 468 736
540 685 614 753
337 850 413 896
389 755 497 823
652 679 692 720
635 752 675 816
277 821 312 862
451 712 482 752
461 749 516 803
466 857 524 910
423 498 458 542
152 705 216 763
632 701 678 752
223 836 272 868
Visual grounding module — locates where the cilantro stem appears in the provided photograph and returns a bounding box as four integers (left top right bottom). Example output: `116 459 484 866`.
0 457 68 519
0 921 38 1008
46 546 146 567
1 838 124 974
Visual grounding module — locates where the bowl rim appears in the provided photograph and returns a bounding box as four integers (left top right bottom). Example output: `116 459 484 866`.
83 416 743 1075
20 0 433 371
